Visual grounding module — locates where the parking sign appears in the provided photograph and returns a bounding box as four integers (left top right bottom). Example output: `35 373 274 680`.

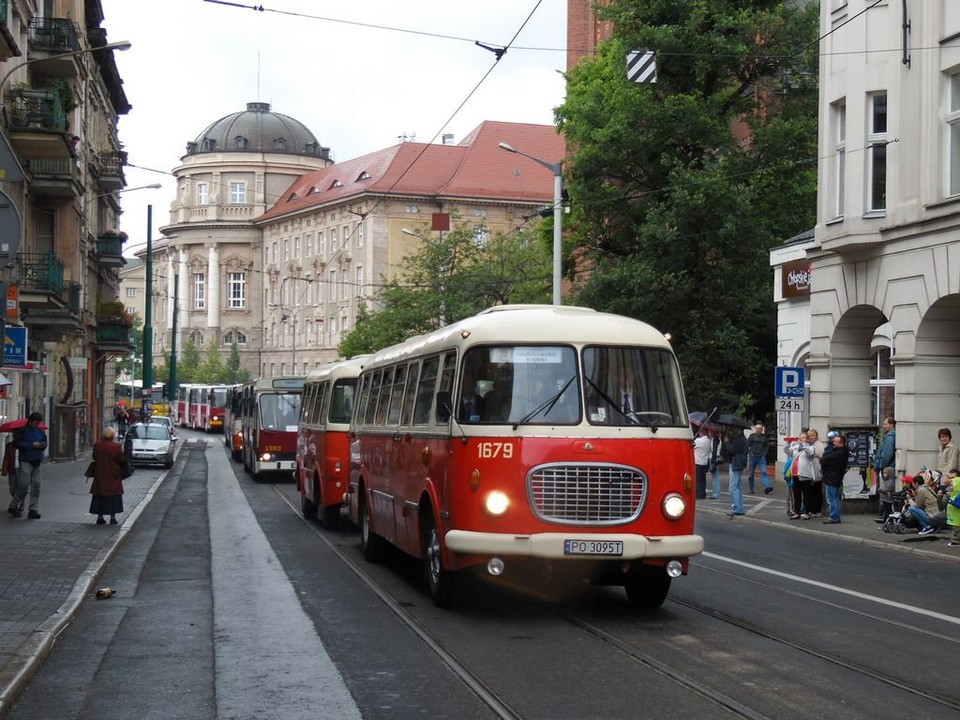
775 366 805 397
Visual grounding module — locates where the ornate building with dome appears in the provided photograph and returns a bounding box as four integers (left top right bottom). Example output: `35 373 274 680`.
132 101 563 384
142 102 333 381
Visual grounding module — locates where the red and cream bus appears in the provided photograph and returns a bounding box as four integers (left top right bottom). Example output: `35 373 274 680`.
173 384 196 427
223 384 244 461
200 385 229 433
346 305 702 609
188 384 210 429
239 375 305 481
296 356 366 527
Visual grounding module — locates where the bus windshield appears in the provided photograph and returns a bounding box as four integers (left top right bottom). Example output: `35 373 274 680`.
329 379 357 424
458 346 580 424
259 393 302 431
211 387 228 407
582 346 686 426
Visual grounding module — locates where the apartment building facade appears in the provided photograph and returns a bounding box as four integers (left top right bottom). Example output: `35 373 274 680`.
772 1 960 472
0 0 131 459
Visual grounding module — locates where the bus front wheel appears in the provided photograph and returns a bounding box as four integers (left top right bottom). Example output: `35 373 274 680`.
422 511 454 608
624 566 671 610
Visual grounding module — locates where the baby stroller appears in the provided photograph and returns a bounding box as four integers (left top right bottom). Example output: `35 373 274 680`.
881 489 910 534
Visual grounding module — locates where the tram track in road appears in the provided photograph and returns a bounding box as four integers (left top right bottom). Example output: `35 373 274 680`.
270 482 787 720
673 559 960 715
271 485 525 720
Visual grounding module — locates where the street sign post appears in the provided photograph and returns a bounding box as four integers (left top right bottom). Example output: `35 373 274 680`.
775 366 805 398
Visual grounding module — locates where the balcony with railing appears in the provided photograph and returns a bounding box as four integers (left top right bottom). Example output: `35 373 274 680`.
96 232 127 267
27 16 80 55
13 252 65 299
91 150 127 191
95 301 135 351
4 88 71 159
25 157 81 197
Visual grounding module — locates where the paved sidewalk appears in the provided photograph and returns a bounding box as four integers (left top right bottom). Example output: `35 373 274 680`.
699 475 960 561
0 448 171 716
0 460 955 715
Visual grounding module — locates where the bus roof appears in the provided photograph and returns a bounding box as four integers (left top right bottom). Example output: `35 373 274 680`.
304 355 369 384
361 305 673 369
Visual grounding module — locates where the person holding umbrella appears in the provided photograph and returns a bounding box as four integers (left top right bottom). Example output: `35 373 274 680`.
8 412 47 519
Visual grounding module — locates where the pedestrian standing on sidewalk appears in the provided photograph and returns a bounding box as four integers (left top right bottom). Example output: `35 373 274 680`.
936 428 959 477
945 475 960 547
9 412 47 519
2 436 17 510
693 427 711 500
724 429 748 516
745 423 772 494
785 432 818 519
709 428 724 499
89 426 125 525
806 428 826 516
820 433 849 524
873 417 897 518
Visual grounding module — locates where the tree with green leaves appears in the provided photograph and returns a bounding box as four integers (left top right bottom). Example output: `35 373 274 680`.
339 224 551 358
224 342 250 384
556 0 818 418
197 342 226 383
177 338 202 384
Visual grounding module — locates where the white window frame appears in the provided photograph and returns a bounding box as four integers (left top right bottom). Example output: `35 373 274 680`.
948 71 960 197
227 272 246 308
833 99 846 218
229 181 246 204
866 91 887 213
194 273 205 309
329 269 337 301
356 265 365 296
197 182 209 206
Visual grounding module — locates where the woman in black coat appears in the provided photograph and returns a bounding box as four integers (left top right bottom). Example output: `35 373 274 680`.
820 434 849 524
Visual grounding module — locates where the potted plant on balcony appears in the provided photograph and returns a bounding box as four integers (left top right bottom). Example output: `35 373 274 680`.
97 301 133 327
99 229 128 241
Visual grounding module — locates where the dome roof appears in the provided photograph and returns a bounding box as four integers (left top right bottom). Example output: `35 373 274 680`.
186 102 331 160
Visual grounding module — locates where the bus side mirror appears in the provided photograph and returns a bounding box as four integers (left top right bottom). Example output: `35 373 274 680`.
436 391 452 423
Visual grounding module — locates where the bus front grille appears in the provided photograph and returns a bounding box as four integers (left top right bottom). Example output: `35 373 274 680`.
527 463 646 525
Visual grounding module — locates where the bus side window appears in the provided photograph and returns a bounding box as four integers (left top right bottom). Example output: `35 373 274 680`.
364 370 383 425
435 351 456 425
399 360 419 427
413 357 439 425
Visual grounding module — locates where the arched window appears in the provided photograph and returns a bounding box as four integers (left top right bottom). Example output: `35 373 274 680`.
234 136 248 150
273 137 287 151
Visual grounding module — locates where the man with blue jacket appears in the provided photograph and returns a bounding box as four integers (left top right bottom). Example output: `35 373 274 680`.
9 412 47 519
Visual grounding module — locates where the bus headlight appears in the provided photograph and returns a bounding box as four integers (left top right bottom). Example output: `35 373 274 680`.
662 493 686 520
484 491 509 516
260 452 274 462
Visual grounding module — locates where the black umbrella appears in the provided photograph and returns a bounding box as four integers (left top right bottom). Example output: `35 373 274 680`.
716 413 750 429
688 411 721 432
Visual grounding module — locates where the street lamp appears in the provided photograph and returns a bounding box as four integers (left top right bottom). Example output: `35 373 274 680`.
93 183 162 201
498 141 564 305
0 40 132 98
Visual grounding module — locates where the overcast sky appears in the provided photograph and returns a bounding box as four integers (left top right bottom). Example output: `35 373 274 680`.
100 0 568 252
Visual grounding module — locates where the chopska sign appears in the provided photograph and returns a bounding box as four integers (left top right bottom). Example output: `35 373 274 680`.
782 259 811 297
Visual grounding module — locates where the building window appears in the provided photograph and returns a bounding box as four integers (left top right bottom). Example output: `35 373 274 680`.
283 239 289 261
126 287 137 298
329 269 337 301
330 227 338 249
357 220 364 247
196 182 209 206
833 99 846 218
274 137 287 151
318 234 325 257
228 272 245 308
356 265 365 296
271 242 277 264
294 236 301 258
472 224 488 248
306 233 314 257
405 205 419 214
867 92 887 212
949 72 960 197
194 273 205 309
229 182 246 204
125 305 136 319
235 136 248 150
223 330 247 345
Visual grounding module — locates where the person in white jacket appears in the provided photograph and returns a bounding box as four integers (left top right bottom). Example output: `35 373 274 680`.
785 432 821 519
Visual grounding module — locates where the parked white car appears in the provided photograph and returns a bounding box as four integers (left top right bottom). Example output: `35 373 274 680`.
148 416 177 442
125 422 175 468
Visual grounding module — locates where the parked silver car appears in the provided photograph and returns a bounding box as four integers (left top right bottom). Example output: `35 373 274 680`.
148 416 177 442
125 422 175 468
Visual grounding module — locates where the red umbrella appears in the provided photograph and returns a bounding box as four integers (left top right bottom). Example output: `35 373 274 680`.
0 418 49 433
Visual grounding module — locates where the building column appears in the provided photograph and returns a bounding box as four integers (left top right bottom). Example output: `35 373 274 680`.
207 244 220 332
178 250 189 348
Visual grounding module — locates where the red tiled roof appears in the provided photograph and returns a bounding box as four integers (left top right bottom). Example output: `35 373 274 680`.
256 120 564 223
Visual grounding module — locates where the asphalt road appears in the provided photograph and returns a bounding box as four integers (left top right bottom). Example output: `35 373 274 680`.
7 431 959 719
